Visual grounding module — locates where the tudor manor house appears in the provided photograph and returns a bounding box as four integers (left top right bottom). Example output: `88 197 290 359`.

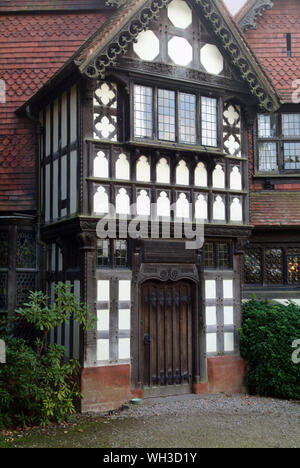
0 0 299 411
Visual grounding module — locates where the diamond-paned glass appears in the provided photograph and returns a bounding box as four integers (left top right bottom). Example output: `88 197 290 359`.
244 248 262 284
287 249 300 285
284 142 300 169
258 114 277 138
0 232 8 268
0 273 7 309
179 92 196 144
282 114 300 137
17 231 36 269
158 89 176 142
201 97 217 146
16 272 36 307
258 142 278 171
134 85 153 139
265 249 283 284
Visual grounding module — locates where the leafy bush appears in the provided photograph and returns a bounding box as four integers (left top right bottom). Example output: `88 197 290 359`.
0 283 95 429
239 298 300 400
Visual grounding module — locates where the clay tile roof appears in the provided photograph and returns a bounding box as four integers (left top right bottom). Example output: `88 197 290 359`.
251 192 300 226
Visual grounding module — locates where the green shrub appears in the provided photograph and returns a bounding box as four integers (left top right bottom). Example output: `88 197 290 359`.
239 298 300 400
0 282 95 429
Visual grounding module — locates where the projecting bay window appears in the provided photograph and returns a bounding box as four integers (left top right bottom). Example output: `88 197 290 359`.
133 84 218 147
257 112 300 172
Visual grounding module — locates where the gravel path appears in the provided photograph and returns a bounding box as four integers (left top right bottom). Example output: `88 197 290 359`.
4 394 300 448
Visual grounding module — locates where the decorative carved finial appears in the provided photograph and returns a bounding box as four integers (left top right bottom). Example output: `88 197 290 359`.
239 1 274 32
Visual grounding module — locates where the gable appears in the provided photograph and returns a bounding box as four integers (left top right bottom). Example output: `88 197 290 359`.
18 0 281 115
77 0 280 112
121 0 236 81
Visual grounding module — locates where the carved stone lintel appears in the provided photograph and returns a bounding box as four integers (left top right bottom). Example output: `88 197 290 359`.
138 264 199 284
238 1 274 32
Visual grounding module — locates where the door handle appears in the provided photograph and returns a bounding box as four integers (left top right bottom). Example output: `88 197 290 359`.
144 334 151 345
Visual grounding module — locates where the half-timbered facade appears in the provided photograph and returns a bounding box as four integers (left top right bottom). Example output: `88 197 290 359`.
1 0 292 412
237 0 300 306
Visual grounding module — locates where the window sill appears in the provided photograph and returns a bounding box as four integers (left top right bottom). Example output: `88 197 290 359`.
253 172 300 178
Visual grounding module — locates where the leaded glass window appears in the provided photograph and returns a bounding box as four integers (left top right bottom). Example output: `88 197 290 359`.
217 243 230 270
97 240 110 268
0 232 8 268
204 242 232 270
204 243 214 269
115 240 128 268
265 249 283 284
179 92 196 144
17 232 37 269
132 84 219 147
158 89 176 142
244 248 262 284
257 112 300 173
96 240 128 269
0 273 7 310
16 272 36 307
201 97 217 146
258 114 276 138
287 249 300 285
258 143 278 171
134 85 153 139
282 114 300 137
284 142 300 169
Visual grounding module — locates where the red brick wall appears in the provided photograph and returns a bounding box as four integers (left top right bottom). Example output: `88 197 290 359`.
193 356 247 395
81 365 132 413
244 0 300 102
0 10 109 211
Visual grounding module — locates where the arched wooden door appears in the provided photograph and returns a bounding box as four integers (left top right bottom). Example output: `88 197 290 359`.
142 281 193 397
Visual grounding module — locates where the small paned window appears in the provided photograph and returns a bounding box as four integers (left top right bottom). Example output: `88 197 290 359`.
284 142 300 170
133 84 218 147
257 113 300 173
114 240 128 268
201 97 217 147
179 92 196 144
204 242 232 270
258 114 276 138
282 114 300 137
97 240 110 268
134 85 153 139
97 240 128 269
258 142 278 172
158 89 176 142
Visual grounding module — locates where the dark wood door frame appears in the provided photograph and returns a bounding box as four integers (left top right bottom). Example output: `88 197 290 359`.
131 263 206 393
